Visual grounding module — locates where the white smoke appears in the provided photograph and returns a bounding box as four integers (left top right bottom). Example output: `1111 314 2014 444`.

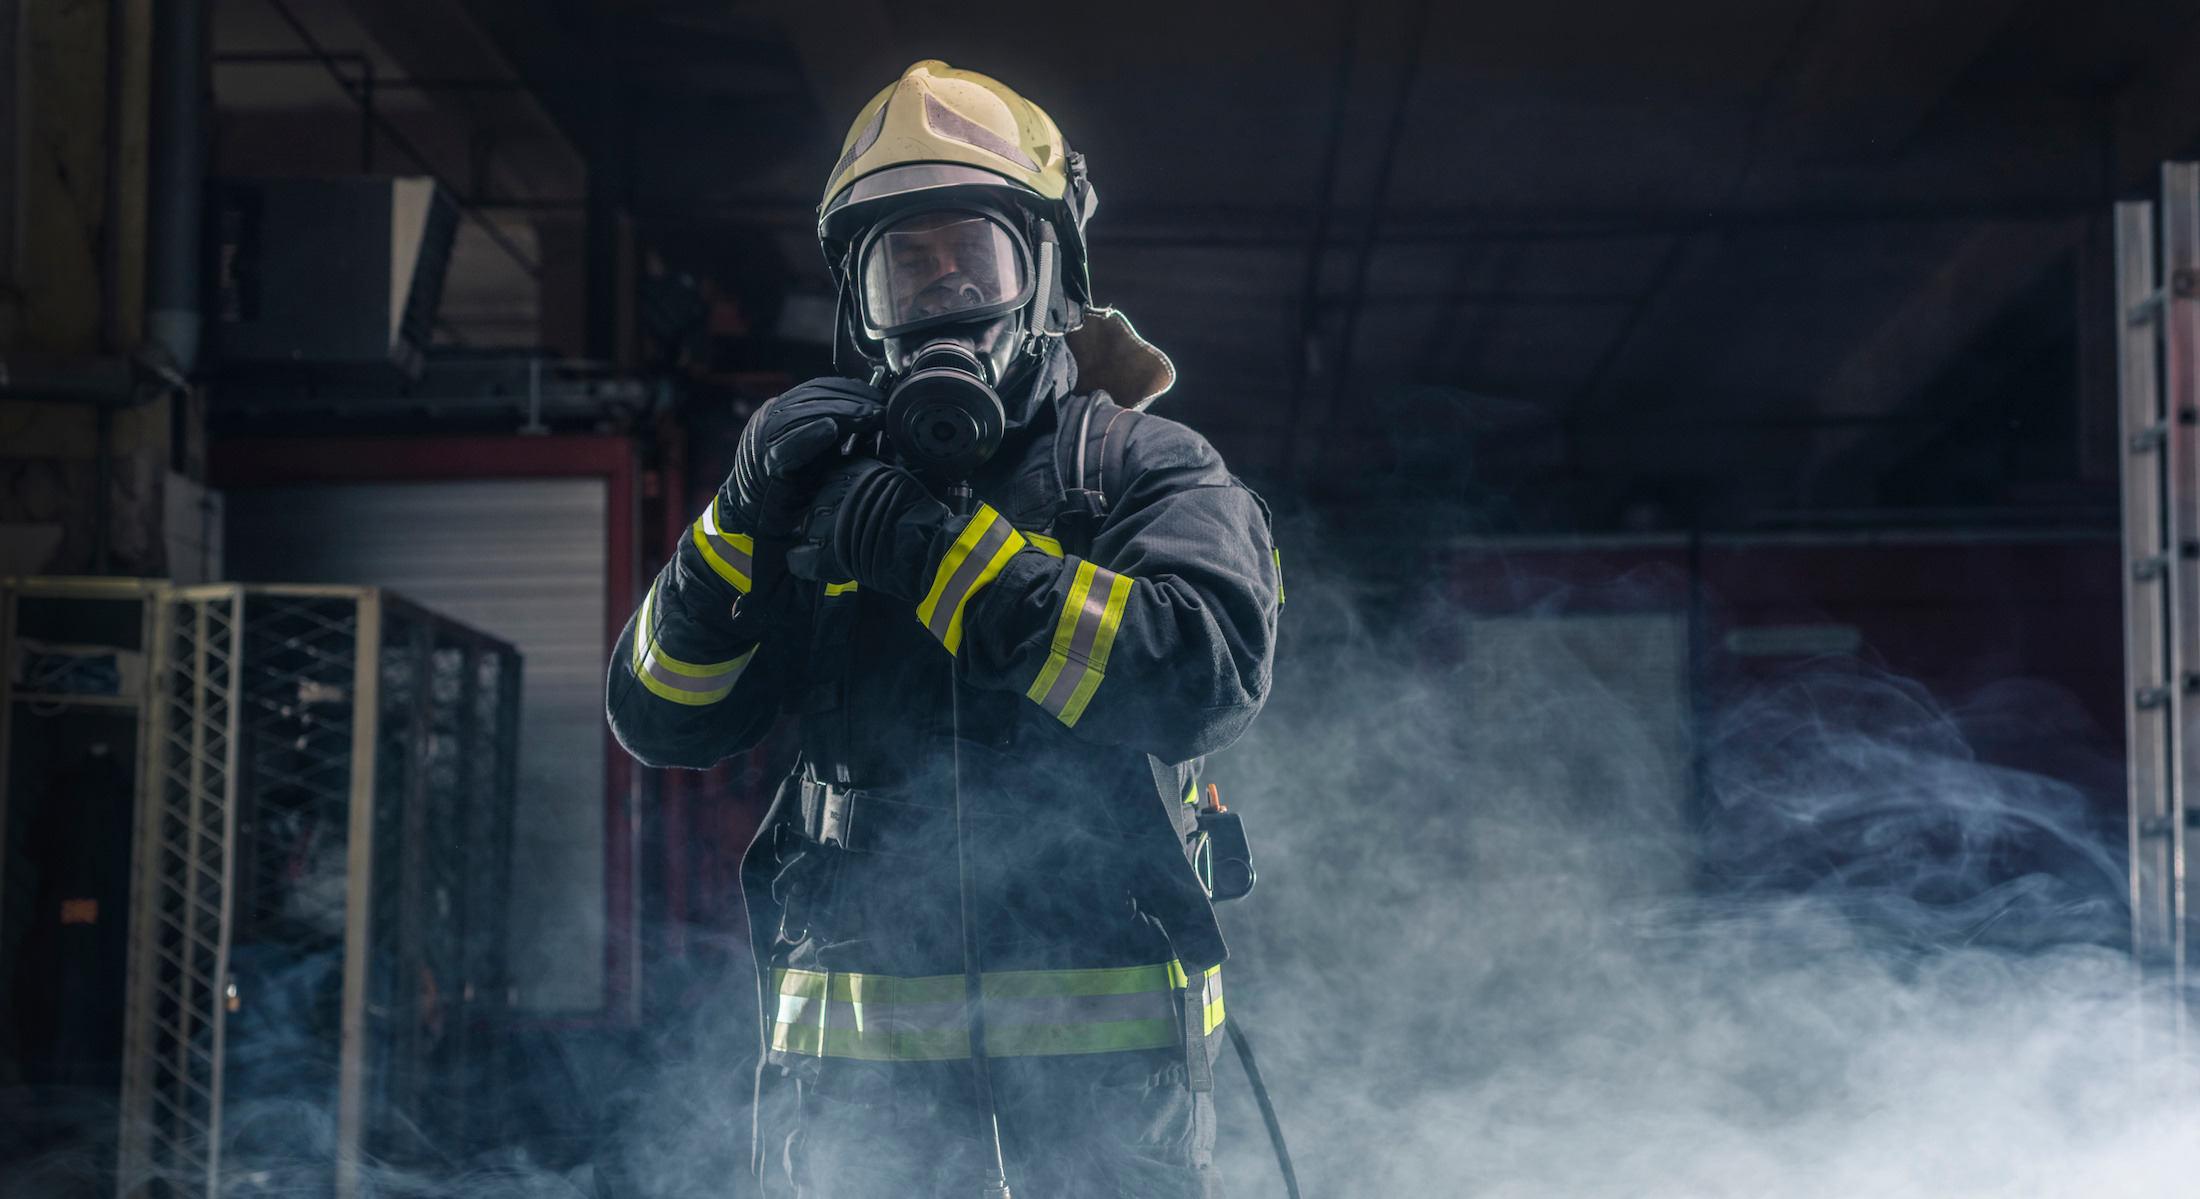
1204 546 2189 1198
13 535 2183 1199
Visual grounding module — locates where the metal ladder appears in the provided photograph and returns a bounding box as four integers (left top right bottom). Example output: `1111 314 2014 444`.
2116 163 2200 1034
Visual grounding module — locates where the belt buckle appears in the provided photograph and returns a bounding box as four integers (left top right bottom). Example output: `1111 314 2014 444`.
818 785 855 849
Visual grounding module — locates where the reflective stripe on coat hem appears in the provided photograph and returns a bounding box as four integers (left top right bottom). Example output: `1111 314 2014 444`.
769 961 1222 1061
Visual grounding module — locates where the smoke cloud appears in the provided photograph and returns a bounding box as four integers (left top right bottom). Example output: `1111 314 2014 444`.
10 531 2182 1199
1203 535 2184 1198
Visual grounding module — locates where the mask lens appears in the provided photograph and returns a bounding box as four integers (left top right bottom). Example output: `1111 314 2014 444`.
861 213 1027 333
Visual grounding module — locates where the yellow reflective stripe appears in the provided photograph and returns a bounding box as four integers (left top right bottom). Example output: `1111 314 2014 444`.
915 505 1026 655
631 585 753 706
1026 561 1133 727
1061 572 1132 725
1167 962 1226 1035
1198 967 1225 1035
984 963 1176 999
1025 561 1095 706
1026 532 1064 557
1274 547 1285 605
1165 962 1221 989
824 580 860 596
779 962 1177 1005
691 498 754 593
768 962 1201 1060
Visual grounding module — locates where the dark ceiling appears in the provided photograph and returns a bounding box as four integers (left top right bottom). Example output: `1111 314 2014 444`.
446 0 2200 531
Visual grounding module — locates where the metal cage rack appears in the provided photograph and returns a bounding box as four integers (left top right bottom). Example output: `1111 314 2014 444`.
0 578 169 1196
95 584 521 1199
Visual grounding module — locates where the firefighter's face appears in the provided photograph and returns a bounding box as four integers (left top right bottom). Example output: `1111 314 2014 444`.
891 214 1005 317
862 211 1026 334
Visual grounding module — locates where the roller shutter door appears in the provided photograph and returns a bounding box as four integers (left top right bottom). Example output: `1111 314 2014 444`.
226 478 608 1013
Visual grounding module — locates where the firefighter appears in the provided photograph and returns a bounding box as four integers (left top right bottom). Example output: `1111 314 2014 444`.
608 60 1280 1199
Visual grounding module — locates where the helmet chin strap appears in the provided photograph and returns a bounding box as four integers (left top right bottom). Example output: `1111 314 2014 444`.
1028 223 1058 340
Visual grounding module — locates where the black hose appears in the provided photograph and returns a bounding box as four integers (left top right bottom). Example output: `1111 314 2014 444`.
948 484 1013 1198
1226 1016 1301 1199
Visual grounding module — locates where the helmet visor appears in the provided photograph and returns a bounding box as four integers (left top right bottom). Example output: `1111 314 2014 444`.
859 211 1029 335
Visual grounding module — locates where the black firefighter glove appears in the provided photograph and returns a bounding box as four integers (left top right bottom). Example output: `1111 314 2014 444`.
784 457 951 602
722 378 884 628
724 378 886 540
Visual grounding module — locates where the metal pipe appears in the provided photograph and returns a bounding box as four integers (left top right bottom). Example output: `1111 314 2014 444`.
1280 0 1362 481
94 406 114 574
148 0 208 374
1323 0 1437 461
255 0 542 279
101 0 126 355
358 57 375 173
946 485 1012 1198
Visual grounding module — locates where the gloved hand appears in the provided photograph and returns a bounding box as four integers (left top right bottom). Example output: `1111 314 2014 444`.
722 378 886 539
785 457 950 601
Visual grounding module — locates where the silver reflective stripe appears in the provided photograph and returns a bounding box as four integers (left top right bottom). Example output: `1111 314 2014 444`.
915 506 1027 654
923 92 1039 171
925 516 1015 639
828 100 889 186
1026 561 1133 727
1038 565 1113 713
631 585 752 706
641 655 740 696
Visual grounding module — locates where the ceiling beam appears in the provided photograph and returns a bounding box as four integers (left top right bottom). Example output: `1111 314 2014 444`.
767 0 903 137
341 0 586 201
2114 7 2200 189
1754 0 2026 160
1775 8 2200 508
1565 0 2028 428
1786 217 2081 504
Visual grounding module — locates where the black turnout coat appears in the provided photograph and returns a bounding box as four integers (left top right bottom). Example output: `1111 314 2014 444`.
606 350 1280 1096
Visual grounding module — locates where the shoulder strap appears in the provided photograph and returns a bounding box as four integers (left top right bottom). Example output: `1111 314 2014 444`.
1052 388 1146 550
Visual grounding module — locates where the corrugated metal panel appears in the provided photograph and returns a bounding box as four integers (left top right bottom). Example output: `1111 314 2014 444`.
225 479 607 1013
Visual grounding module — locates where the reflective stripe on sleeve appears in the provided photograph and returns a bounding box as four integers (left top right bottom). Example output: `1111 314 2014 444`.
631 585 754 706
768 961 1216 1061
691 497 755 593
915 504 1026 655
1024 560 1134 727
